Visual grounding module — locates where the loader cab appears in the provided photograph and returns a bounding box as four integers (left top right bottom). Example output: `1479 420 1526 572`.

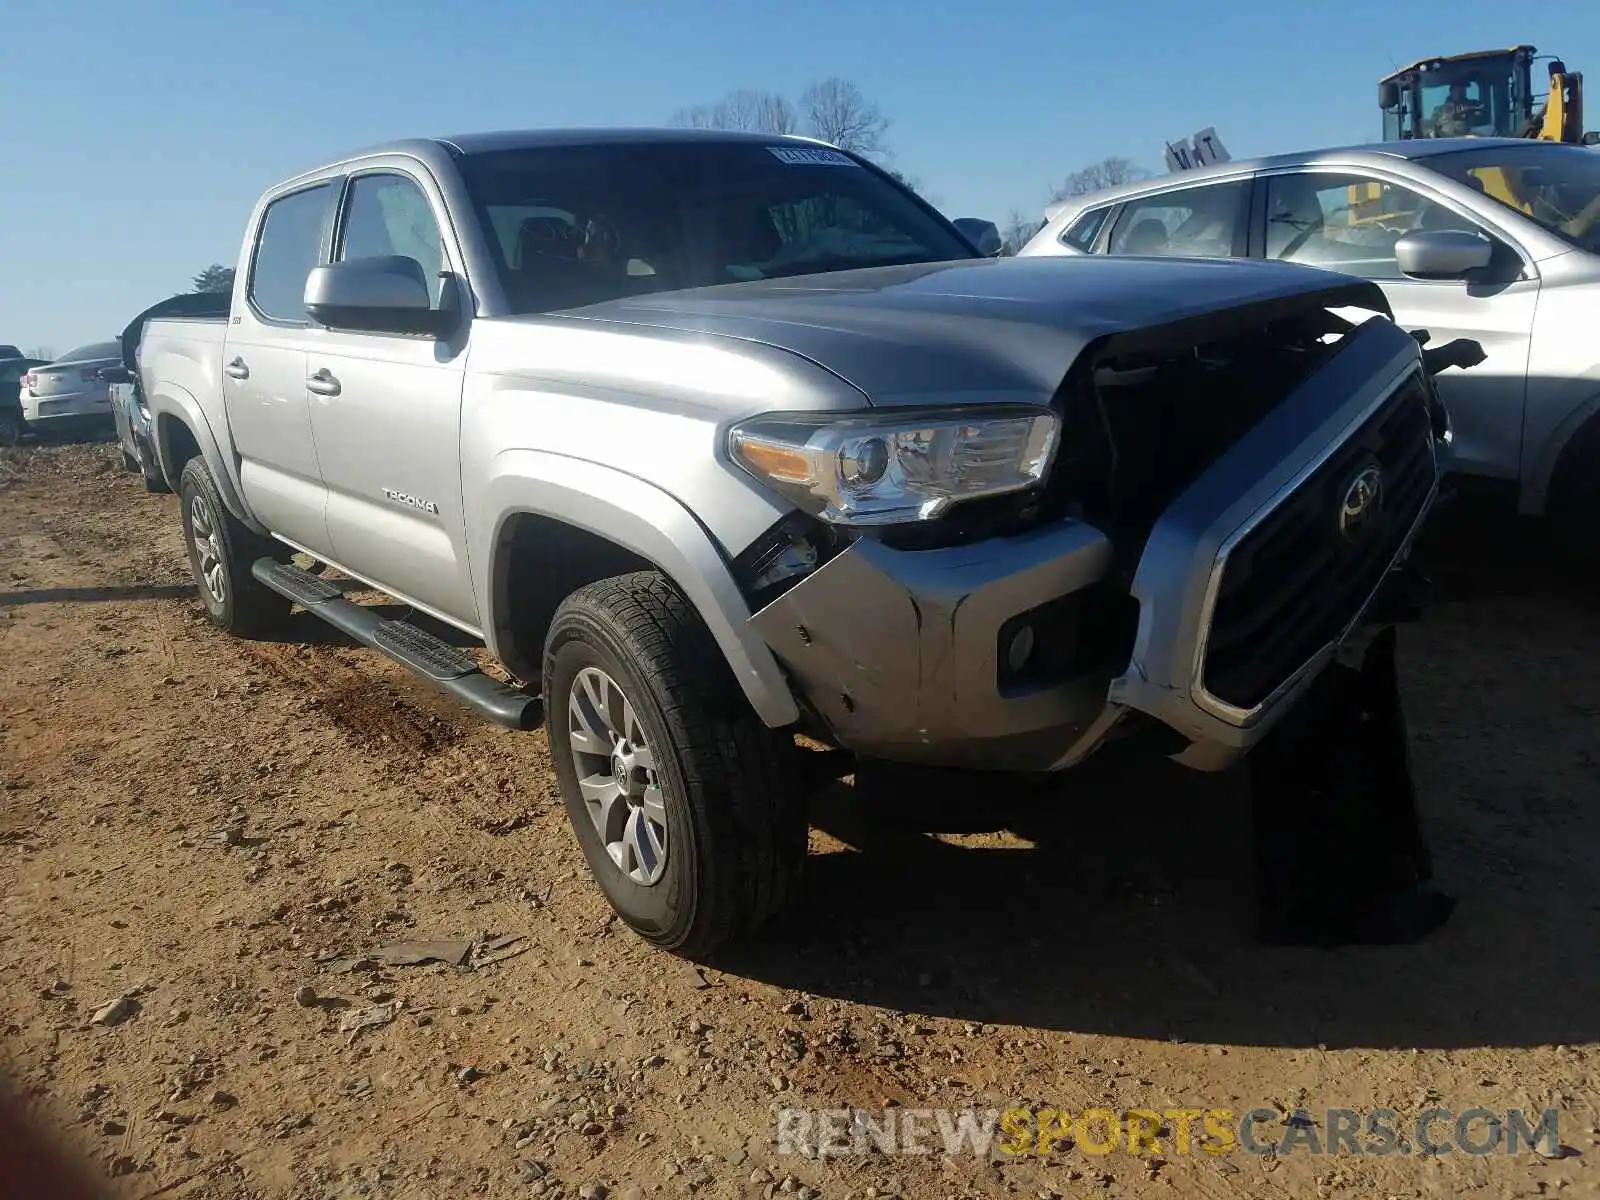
1380 47 1535 141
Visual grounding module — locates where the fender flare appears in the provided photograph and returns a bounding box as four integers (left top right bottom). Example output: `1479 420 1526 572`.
475 450 800 729
149 387 263 532
1521 387 1600 516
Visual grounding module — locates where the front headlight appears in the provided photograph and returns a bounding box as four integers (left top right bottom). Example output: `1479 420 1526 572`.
728 406 1059 526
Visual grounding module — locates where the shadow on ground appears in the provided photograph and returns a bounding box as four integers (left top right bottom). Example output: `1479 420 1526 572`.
0 584 193 606
721 497 1600 1052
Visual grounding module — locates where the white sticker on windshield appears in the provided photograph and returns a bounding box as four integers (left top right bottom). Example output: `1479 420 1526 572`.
766 146 858 167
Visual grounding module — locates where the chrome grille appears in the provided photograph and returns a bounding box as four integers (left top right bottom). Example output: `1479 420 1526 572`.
1200 370 1436 713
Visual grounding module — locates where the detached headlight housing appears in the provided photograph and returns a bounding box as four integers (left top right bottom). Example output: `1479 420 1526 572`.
728 406 1059 526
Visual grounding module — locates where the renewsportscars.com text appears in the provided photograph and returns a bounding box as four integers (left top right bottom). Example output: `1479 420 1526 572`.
775 1106 1561 1159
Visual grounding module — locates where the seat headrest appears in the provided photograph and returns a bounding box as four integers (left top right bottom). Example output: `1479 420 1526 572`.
515 216 582 268
1123 218 1170 254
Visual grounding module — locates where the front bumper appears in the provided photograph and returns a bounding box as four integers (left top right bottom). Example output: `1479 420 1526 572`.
751 318 1441 773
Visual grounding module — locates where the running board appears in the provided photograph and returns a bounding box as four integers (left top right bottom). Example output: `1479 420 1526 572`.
251 559 541 731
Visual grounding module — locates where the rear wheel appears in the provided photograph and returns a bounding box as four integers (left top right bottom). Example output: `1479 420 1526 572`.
543 571 806 959
0 409 22 447
179 458 289 637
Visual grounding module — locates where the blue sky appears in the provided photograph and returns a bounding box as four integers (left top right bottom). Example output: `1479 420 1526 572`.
3 0 1595 352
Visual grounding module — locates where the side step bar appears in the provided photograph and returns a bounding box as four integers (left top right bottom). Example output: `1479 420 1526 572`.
251 559 541 731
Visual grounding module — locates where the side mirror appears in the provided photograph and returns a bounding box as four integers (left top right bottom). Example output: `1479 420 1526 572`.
96 366 135 384
952 217 1004 257
1394 229 1493 279
1378 80 1401 110
304 256 450 336
1583 131 1600 146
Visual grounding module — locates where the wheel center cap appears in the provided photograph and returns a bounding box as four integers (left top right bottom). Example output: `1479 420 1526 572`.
613 748 642 800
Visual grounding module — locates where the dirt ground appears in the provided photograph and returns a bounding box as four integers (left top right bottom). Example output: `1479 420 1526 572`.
1 440 1597 1200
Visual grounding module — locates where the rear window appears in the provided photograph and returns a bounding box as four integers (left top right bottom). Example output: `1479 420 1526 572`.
1060 207 1111 252
58 341 120 362
249 183 334 323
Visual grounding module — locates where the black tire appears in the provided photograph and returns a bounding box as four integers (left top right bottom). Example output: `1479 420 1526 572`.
1548 418 1600 569
135 439 170 494
178 457 290 637
543 571 806 959
0 410 22 447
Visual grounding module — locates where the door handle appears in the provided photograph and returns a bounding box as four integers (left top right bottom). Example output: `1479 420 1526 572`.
224 357 249 381
306 368 341 398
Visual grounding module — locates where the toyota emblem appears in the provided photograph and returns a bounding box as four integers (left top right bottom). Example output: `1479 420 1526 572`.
1337 464 1384 544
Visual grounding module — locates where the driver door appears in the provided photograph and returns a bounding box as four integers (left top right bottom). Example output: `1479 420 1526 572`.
306 168 479 630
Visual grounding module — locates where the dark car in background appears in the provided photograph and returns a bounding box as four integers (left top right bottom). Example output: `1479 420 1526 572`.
1 356 49 445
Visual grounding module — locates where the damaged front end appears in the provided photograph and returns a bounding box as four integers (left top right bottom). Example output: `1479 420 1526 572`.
735 282 1444 771
727 279 1459 944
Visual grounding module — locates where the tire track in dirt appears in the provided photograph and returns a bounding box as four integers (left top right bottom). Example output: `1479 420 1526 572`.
234 639 465 759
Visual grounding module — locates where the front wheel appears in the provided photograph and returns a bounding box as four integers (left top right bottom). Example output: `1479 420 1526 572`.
543 572 806 959
178 458 289 637
1549 420 1600 569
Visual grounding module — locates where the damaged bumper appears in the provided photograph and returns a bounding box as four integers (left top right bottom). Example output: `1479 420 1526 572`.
750 317 1442 773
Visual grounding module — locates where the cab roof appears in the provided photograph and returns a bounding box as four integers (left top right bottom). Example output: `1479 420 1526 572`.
1379 45 1535 83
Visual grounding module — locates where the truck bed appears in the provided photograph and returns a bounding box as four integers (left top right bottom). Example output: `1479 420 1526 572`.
138 316 230 471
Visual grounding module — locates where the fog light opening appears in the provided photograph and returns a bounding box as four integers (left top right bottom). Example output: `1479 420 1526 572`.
1006 624 1036 675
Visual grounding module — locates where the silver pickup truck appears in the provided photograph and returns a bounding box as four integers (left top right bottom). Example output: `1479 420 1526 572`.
141 129 1459 956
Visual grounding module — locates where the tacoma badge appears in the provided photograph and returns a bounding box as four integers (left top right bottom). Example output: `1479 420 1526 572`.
382 488 439 515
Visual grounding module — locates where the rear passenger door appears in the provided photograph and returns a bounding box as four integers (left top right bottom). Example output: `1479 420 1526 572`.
1101 179 1252 258
1255 170 1537 480
225 181 337 555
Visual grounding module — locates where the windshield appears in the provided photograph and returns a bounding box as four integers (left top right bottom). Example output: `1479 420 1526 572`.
456 141 976 314
1418 61 1518 138
1421 143 1600 251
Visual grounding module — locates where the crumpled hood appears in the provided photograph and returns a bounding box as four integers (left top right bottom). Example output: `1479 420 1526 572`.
558 255 1386 406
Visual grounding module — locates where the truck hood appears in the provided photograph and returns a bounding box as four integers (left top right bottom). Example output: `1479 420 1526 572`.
558 255 1388 406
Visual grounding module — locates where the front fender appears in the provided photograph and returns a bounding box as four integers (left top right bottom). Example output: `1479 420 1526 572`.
148 385 262 532
473 450 800 729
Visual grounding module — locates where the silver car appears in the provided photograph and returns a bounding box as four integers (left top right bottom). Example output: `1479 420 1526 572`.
19 340 122 436
1020 138 1600 555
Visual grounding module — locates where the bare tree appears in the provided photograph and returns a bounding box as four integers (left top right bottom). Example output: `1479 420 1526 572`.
1049 156 1149 201
668 89 797 135
1000 210 1046 256
884 167 924 193
25 345 55 360
799 78 890 156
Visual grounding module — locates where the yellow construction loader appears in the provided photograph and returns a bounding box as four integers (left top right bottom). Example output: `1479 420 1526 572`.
1377 45 1594 145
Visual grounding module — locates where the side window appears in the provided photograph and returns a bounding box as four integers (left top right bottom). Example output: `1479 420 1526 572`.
337 173 446 306
1106 181 1246 258
1263 172 1492 281
248 184 333 323
1061 208 1111 252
